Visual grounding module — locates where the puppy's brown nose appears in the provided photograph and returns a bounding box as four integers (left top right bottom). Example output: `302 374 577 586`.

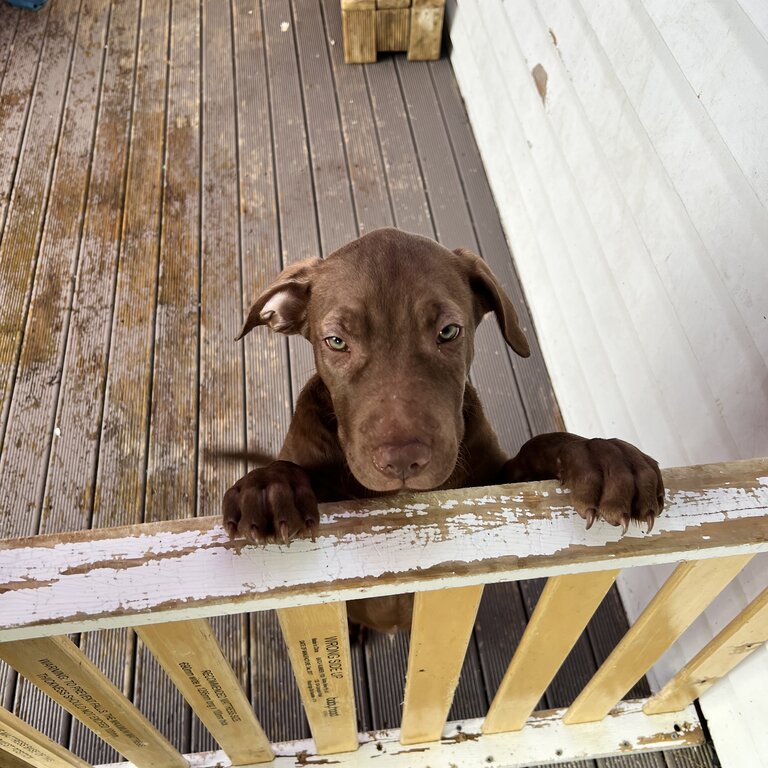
373 441 431 480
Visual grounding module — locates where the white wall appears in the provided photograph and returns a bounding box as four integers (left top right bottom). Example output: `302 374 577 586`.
446 1 768 765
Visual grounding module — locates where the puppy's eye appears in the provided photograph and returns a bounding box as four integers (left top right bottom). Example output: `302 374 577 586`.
324 336 349 352
437 324 461 343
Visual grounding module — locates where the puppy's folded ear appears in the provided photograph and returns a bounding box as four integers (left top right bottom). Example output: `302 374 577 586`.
238 258 321 339
454 248 530 358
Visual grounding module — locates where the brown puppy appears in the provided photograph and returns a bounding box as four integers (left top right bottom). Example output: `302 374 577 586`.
223 229 663 631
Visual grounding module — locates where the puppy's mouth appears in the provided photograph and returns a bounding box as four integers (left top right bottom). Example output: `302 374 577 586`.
363 474 445 493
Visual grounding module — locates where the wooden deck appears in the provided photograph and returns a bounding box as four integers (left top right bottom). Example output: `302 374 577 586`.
0 1 716 766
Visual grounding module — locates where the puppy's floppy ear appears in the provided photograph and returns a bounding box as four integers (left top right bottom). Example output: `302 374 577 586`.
237 257 321 339
454 248 530 357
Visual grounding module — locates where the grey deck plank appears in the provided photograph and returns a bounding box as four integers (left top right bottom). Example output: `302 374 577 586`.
0 0 94 753
234 0 293 472
293 0 375 734
0 7 20 90
193 0 252 753
0 0 78 480
135 0 203 752
294 0 358 255
321 0 391 235
365 58 432 237
26 0 138 755
0 0 107 554
10 0 109 751
663 745 717 768
71 0 171 760
236 0 312 745
0 4 47 248
474 582 536 706
40 0 138 537
262 0 317 398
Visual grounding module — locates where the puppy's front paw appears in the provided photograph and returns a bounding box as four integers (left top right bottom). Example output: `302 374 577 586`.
557 438 664 534
222 460 319 544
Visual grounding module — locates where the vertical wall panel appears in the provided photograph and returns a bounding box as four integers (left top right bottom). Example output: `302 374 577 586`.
447 1 768 765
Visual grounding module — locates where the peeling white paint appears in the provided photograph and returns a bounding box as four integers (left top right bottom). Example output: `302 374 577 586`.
95 700 701 768
0 462 766 640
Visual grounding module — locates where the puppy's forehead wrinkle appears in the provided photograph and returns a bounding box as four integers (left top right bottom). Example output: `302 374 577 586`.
310 242 475 348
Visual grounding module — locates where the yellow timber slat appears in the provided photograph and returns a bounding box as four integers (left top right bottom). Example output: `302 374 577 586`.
483 570 619 734
341 0 376 64
645 586 768 714
0 636 186 768
277 602 358 754
407 1 444 61
136 618 273 763
400 585 484 745
0 706 90 768
564 554 754 724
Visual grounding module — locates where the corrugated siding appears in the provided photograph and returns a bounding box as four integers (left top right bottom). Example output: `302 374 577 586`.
447 1 768 765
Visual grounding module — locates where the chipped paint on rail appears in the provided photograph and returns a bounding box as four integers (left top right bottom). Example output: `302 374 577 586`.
0 459 767 640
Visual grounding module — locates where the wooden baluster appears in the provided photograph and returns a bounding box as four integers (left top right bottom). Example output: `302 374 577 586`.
136 618 273 763
400 585 484 745
0 636 187 768
645 585 768 714
0 706 91 768
565 555 754 724
484 570 619 733
277 602 358 754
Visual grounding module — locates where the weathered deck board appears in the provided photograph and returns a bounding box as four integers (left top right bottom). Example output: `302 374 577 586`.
136 0 202 752
245 0 322 743
73 1 171 761
323 0 392 234
365 59 432 236
0 2 723 766
0 4 46 256
194 0 251 755
262 0 317 399
36 0 141 759
294 0 358 255
0 0 79 491
0 7 20 90
0 0 107 756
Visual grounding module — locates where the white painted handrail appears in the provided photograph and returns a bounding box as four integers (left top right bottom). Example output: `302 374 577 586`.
1 458 766 642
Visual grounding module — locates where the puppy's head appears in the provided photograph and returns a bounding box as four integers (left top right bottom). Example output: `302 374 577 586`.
239 229 529 492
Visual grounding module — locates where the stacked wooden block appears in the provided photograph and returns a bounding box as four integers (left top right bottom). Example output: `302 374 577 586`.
341 0 446 63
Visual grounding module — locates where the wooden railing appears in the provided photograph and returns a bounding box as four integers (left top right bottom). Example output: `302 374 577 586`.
1 458 767 767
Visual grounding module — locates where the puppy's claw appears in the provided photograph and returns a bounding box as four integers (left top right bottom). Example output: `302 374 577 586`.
620 513 630 536
305 519 318 543
585 508 597 530
646 513 655 534
279 520 290 545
